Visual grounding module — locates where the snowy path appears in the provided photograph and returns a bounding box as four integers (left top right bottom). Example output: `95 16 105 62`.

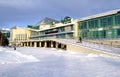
0 47 120 77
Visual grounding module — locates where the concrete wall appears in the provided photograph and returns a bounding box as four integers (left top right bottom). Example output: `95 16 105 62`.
66 42 120 58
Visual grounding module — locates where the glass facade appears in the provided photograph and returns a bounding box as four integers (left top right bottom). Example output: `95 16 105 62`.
78 13 120 39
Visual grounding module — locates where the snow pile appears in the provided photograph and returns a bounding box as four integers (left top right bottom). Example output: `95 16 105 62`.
0 47 39 64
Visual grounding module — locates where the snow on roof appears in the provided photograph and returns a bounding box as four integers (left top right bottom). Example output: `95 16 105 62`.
75 9 120 22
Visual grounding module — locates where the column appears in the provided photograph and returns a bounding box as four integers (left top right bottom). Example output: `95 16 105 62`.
30 42 32 47
44 41 47 48
39 42 41 47
27 42 29 47
56 42 58 48
34 42 37 47
51 41 53 48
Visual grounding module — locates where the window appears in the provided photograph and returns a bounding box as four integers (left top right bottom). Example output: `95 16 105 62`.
71 25 73 31
58 27 65 32
93 31 98 38
88 20 95 29
101 30 106 38
108 16 113 26
117 29 120 36
100 17 107 27
94 20 99 28
88 21 92 28
82 32 87 38
115 14 120 25
81 21 87 29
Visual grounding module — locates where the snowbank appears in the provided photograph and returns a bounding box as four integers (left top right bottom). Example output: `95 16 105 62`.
0 47 39 64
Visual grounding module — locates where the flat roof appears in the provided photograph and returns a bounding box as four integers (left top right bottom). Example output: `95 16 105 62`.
75 9 120 22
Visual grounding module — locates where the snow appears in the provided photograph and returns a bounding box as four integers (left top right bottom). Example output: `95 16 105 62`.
0 47 120 77
0 47 39 64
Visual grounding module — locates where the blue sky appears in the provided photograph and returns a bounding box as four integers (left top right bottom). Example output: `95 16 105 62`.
0 0 120 28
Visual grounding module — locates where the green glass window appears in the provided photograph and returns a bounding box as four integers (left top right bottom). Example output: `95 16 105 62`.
88 20 93 29
101 30 106 38
100 17 107 27
108 16 113 26
117 29 120 36
81 21 87 29
94 20 99 28
115 14 120 25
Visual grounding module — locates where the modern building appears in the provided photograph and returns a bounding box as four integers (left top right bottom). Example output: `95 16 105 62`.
77 9 120 40
9 10 120 47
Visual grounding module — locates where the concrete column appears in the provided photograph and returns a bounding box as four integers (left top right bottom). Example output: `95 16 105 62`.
20 43 23 46
25 42 27 47
34 42 37 47
39 42 41 47
30 42 32 47
56 42 58 48
51 41 53 48
27 42 29 47
44 41 47 48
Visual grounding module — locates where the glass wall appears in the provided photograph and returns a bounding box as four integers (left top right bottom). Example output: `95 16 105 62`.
78 13 120 39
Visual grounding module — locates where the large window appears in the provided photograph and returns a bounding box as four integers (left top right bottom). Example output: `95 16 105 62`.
93 31 98 38
80 21 87 29
100 17 107 27
94 20 99 28
101 30 106 38
115 14 120 25
117 29 120 36
108 16 113 26
100 16 114 27
88 20 94 29
88 19 99 29
82 32 87 38
58 27 65 32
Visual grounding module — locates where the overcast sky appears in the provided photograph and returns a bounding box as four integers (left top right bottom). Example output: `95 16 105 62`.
0 0 120 28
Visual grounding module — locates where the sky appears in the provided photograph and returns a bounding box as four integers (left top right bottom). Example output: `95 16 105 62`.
0 0 120 28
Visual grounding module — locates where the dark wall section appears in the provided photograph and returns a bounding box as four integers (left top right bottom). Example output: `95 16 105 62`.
0 31 9 46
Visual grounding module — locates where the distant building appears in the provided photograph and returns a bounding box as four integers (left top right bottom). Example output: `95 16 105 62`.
0 31 9 46
0 28 10 41
9 26 32 46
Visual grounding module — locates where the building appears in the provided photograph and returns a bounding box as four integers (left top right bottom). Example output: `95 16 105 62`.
0 28 10 41
10 26 32 46
10 10 120 47
77 9 120 40
0 31 9 46
10 17 76 46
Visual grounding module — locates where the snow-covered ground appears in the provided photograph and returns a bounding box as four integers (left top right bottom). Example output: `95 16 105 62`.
0 47 120 77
